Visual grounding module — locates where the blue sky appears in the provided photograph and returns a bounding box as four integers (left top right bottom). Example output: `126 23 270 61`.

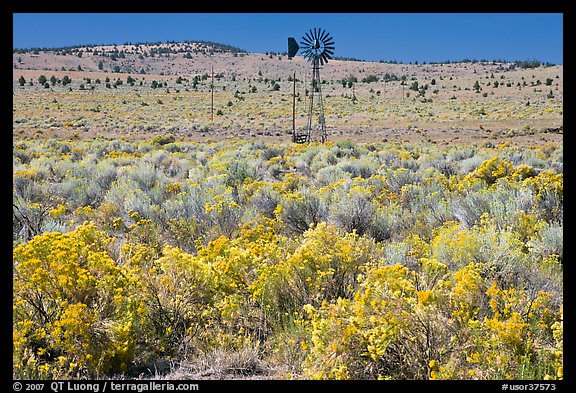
12 13 563 64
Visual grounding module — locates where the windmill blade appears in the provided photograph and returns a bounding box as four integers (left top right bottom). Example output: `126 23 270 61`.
301 34 312 45
323 48 335 56
305 30 314 43
321 52 330 64
323 39 335 47
319 29 329 42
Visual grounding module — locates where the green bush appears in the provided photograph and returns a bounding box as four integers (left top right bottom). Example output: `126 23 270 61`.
152 134 176 146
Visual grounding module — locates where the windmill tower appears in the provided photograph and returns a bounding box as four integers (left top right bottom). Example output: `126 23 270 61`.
288 28 335 143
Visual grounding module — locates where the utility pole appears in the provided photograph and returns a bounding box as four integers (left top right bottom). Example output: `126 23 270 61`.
304 71 307 114
292 71 296 142
211 66 214 122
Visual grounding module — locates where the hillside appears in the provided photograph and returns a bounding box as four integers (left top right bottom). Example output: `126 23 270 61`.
13 41 563 144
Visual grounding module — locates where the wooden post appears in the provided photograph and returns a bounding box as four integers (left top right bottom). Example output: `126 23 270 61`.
292 71 296 142
211 66 214 122
304 72 307 113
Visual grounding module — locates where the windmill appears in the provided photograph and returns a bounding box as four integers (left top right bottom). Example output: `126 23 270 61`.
288 28 335 143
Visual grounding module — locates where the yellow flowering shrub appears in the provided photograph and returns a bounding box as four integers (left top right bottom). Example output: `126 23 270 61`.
549 306 563 380
250 222 376 322
13 223 141 378
12 138 562 379
512 164 537 181
302 259 562 380
459 156 513 189
430 221 481 269
302 264 419 379
523 170 563 210
138 245 216 356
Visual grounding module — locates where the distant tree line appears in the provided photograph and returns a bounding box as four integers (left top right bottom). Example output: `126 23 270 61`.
13 43 557 69
376 58 557 67
18 74 72 88
333 56 364 62
13 40 248 56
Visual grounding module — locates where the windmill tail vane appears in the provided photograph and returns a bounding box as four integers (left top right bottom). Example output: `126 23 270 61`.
287 28 334 144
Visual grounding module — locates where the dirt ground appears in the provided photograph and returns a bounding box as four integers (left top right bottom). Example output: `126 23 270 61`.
13 44 563 146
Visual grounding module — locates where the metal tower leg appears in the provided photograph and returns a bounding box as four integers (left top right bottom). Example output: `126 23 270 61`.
315 66 326 143
306 62 326 143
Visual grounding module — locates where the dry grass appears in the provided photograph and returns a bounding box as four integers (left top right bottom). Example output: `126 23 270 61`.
150 346 275 380
13 43 562 145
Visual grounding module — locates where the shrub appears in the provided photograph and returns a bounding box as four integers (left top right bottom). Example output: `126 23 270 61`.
152 134 176 146
452 191 491 229
302 263 421 379
329 186 376 236
278 190 327 235
104 178 153 221
526 223 563 262
250 223 376 323
385 167 420 194
13 223 143 378
302 261 561 380
138 245 216 358
11 139 563 380
250 186 280 219
361 74 379 83
465 156 514 185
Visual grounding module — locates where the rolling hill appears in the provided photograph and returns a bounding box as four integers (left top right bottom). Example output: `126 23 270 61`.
13 41 563 144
